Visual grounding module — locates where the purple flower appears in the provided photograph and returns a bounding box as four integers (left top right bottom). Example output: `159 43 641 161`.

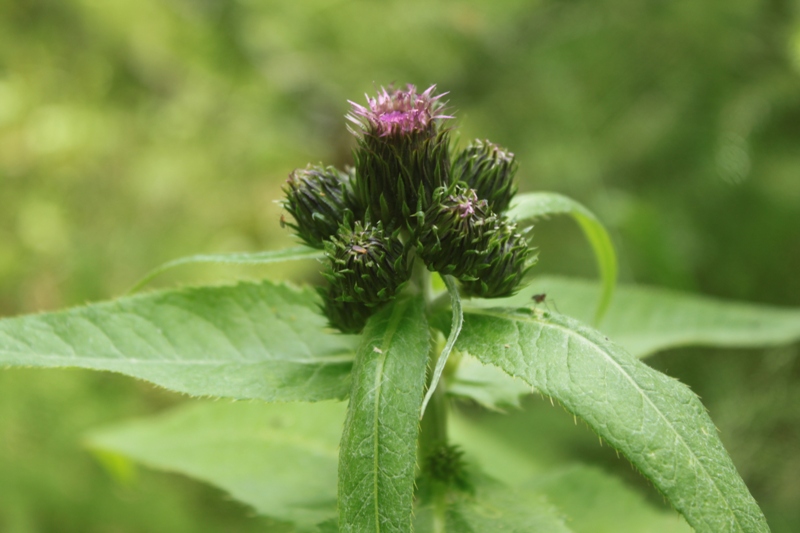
347 84 452 137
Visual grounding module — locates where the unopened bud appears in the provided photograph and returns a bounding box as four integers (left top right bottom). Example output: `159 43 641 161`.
323 222 411 308
281 165 362 249
460 221 534 298
319 288 373 334
452 139 518 213
417 186 498 278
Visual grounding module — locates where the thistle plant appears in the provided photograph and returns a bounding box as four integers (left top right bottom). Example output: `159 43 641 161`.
289 84 535 332
1 84 794 533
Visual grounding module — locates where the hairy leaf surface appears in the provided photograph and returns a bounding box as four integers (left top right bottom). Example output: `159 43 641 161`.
0 280 356 401
87 400 344 527
338 297 430 533
483 276 800 357
457 308 769 532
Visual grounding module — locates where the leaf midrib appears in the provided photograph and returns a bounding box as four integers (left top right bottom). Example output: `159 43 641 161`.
0 350 355 365
370 300 408 533
94 431 340 460
463 308 743 532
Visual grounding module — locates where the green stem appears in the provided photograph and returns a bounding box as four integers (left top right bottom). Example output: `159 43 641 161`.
418 344 449 531
414 259 450 529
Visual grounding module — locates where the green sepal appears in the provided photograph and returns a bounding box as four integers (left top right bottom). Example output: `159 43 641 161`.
354 129 452 231
452 139 519 213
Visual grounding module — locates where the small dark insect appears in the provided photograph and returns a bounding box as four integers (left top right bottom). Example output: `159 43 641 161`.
532 292 560 314
351 244 368 255
279 214 287 228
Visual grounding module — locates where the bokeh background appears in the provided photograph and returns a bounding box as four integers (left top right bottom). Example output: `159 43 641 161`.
1 0 799 531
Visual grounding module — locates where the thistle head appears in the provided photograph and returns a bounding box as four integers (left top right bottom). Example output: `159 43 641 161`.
460 221 535 298
318 289 373 334
351 86 453 231
347 84 452 138
452 139 519 213
417 185 497 278
323 222 411 309
281 165 362 249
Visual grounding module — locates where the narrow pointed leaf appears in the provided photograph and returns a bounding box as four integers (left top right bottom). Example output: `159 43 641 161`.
420 275 462 418
0 280 356 401
457 308 769 533
477 275 800 358
507 193 617 323
338 296 430 533
87 400 345 527
129 246 322 293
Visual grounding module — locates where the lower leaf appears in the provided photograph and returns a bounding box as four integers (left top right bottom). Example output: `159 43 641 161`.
87 400 345 528
414 473 573 533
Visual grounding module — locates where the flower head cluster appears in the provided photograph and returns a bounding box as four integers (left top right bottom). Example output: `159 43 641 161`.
281 85 535 333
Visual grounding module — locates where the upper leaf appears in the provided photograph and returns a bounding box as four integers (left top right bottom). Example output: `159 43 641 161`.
420 275 462 418
87 400 345 528
457 307 770 533
338 296 431 533
129 246 323 293
507 192 618 323
478 276 800 358
0 280 357 401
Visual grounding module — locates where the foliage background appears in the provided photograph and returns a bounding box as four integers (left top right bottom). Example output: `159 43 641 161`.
1 0 799 531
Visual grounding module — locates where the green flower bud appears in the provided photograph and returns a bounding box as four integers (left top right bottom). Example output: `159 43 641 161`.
323 222 411 308
281 165 362 249
424 444 471 491
416 186 498 278
348 85 453 230
460 221 535 298
452 139 518 213
318 288 373 334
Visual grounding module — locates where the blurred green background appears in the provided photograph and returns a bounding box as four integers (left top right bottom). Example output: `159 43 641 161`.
1 0 799 531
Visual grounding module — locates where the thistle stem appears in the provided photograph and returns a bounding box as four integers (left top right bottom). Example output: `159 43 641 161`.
418 339 449 531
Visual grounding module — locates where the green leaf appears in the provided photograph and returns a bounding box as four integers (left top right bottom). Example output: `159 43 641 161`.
448 354 531 411
525 465 692 533
414 474 572 533
87 400 344 528
420 275 462 418
129 246 323 293
338 296 430 533
507 192 618 324
457 308 770 533
0 280 356 401
480 275 800 358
